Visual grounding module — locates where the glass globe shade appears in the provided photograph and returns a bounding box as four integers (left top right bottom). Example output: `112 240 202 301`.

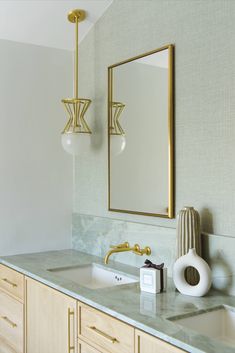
61 133 90 156
110 135 126 156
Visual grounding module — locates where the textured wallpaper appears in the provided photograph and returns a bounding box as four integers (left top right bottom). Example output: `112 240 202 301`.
74 0 235 237
72 0 235 294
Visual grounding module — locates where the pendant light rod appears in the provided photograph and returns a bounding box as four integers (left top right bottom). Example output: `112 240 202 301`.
67 9 86 98
75 16 78 98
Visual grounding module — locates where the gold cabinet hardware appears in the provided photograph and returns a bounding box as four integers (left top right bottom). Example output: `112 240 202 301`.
68 308 75 352
88 325 118 344
1 316 17 328
2 278 17 287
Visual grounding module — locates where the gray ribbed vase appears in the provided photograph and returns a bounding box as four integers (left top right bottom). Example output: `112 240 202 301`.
176 207 201 285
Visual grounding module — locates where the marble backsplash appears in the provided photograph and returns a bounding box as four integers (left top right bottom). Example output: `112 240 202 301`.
72 213 176 275
72 213 235 296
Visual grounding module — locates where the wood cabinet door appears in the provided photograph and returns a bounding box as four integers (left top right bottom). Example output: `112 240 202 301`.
135 329 186 353
26 277 77 353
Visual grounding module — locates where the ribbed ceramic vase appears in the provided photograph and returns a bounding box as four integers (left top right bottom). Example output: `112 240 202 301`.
176 207 201 285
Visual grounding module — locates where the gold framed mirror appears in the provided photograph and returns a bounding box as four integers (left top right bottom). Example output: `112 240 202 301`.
108 44 174 218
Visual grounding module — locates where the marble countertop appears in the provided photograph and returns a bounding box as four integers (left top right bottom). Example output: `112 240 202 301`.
1 249 235 353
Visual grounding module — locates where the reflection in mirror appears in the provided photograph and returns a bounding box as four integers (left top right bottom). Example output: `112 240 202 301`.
110 102 126 155
108 45 174 218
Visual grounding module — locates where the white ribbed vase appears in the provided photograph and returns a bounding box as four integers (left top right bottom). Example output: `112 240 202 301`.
177 207 201 285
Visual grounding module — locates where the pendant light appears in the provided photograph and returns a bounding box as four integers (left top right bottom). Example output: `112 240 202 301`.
110 102 126 155
61 9 92 156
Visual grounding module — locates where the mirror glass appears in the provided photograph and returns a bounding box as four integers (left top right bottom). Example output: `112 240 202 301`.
108 45 174 218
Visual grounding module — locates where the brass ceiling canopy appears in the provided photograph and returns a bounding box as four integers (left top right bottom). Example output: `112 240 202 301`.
67 9 86 23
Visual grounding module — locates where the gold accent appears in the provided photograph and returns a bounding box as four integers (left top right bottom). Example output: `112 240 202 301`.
68 9 86 23
62 98 92 134
88 326 118 344
110 241 129 249
2 278 17 287
1 316 17 328
137 335 140 353
110 102 125 135
168 44 174 219
132 245 151 256
68 308 75 352
108 44 174 219
104 242 151 264
62 9 91 137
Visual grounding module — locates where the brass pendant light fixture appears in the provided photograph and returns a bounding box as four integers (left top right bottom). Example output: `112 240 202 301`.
110 102 125 135
110 102 126 155
61 9 92 155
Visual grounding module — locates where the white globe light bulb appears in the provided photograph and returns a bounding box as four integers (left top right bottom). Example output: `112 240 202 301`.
61 133 90 156
111 135 126 156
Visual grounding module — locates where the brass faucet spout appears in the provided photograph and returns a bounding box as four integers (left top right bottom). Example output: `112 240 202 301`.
104 242 151 264
104 246 134 264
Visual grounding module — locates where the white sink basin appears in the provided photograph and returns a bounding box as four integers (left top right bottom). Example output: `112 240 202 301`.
170 306 235 346
48 263 139 289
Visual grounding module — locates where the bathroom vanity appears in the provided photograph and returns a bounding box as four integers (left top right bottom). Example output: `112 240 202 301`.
0 250 234 353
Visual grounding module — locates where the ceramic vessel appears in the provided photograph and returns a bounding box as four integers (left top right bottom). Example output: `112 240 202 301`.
173 248 212 297
177 206 201 285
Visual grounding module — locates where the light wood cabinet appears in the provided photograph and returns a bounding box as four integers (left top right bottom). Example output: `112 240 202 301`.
0 291 24 351
0 265 24 302
0 338 18 353
0 266 187 353
26 277 77 353
78 302 134 353
78 339 104 353
135 329 186 353
0 265 24 353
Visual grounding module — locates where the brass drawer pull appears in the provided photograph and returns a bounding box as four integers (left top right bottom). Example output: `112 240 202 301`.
2 278 17 288
88 326 118 344
68 308 75 352
1 316 17 328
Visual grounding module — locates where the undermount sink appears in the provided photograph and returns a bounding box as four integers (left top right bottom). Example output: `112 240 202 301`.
169 306 235 347
48 263 139 289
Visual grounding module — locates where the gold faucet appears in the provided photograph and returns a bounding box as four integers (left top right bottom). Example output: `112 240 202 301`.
104 242 151 264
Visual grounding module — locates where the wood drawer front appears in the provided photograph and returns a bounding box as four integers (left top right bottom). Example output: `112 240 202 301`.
135 329 186 353
0 265 24 301
78 339 104 353
0 337 18 353
79 304 134 353
0 290 23 353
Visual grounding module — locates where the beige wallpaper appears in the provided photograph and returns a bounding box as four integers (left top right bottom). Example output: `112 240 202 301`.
74 0 235 238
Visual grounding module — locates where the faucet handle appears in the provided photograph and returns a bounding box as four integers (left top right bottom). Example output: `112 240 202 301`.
110 242 129 249
143 246 151 256
132 244 141 255
132 245 151 256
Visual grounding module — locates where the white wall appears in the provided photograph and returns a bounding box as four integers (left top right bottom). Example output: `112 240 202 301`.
0 39 73 255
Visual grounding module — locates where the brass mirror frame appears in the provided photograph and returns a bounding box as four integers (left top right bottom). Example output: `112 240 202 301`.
108 44 174 219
